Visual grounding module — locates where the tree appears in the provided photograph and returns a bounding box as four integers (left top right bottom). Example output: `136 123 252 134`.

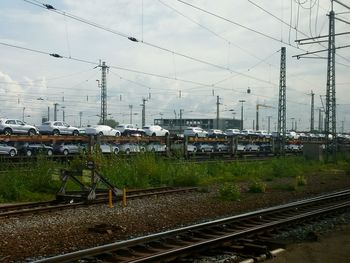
98 119 119 128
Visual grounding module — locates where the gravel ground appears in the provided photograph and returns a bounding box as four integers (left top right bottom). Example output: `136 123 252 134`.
1 172 350 263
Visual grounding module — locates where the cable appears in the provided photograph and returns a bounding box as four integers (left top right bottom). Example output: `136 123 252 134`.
23 0 264 79
177 0 301 49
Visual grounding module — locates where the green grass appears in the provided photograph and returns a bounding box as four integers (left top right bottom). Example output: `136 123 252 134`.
0 154 350 202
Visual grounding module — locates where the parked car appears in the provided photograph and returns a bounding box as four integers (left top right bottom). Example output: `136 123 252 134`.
85 125 121 136
244 144 260 152
38 121 80 136
171 142 197 153
236 144 246 152
286 144 302 152
241 129 256 136
143 125 169 137
259 143 272 155
53 143 86 156
119 143 145 154
146 143 167 152
0 118 38 136
183 127 208 138
17 143 53 157
225 129 241 137
255 130 270 138
207 129 227 138
195 143 214 152
115 124 145 137
0 143 17 157
214 143 230 152
99 143 119 155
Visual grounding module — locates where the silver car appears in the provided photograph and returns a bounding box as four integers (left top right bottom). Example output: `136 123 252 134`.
99 143 119 155
146 143 167 152
0 118 38 136
53 143 86 156
119 143 145 154
0 143 17 157
38 121 80 136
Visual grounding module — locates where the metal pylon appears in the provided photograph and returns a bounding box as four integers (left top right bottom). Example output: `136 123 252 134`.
277 47 286 156
100 61 109 125
325 9 337 161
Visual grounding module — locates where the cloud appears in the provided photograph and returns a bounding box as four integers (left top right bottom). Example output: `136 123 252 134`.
0 0 349 131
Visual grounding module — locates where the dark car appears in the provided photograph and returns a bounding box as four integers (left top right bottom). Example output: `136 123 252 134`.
17 143 54 157
53 143 87 156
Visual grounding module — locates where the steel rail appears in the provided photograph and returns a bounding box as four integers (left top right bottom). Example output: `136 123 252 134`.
0 187 197 218
33 189 350 263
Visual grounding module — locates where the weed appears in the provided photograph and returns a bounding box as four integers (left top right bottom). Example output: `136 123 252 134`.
219 183 241 201
296 175 307 186
248 179 266 193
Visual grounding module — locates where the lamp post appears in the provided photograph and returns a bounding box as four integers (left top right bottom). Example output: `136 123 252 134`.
239 100 246 130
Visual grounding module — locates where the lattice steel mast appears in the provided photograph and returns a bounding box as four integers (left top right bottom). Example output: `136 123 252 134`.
277 47 286 155
98 61 109 125
325 4 337 160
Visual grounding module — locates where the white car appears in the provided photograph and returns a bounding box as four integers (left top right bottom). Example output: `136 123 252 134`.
0 118 39 136
255 130 270 138
115 124 145 137
143 125 169 137
99 143 119 154
225 129 241 137
38 121 80 136
146 143 167 152
85 125 121 136
183 127 208 138
119 143 145 154
241 129 255 136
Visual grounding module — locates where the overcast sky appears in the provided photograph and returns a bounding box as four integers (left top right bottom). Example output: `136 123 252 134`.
0 0 349 132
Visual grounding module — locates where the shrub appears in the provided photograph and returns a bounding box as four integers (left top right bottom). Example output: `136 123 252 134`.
248 179 266 193
219 183 241 201
296 175 307 186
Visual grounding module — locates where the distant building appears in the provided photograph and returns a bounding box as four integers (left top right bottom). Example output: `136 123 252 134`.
153 118 242 134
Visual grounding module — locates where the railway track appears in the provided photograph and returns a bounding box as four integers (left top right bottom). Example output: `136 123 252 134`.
0 187 197 218
32 189 350 263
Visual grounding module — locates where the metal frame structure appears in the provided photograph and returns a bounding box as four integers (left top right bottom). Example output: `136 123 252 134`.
325 7 337 161
277 47 286 155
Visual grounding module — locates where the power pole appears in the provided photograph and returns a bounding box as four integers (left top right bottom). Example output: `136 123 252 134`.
62 106 65 122
129 104 133 124
293 1 349 161
239 100 245 130
141 98 147 127
216 95 220 129
277 47 287 155
47 106 50 121
79 112 83 127
325 4 337 161
97 61 109 125
318 108 324 132
310 90 315 132
267 116 272 133
54 103 59 121
179 109 183 134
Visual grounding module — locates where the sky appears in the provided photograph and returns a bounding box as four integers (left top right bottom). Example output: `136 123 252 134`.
0 0 349 132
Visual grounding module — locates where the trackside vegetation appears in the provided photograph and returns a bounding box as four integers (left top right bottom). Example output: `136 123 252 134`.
0 153 349 202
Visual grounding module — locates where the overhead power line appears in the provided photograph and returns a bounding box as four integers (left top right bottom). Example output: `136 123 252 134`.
23 0 270 79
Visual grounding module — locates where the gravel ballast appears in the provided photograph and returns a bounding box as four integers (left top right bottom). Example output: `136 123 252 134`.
1 173 350 262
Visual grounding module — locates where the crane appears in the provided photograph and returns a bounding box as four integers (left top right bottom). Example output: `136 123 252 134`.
256 104 274 131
